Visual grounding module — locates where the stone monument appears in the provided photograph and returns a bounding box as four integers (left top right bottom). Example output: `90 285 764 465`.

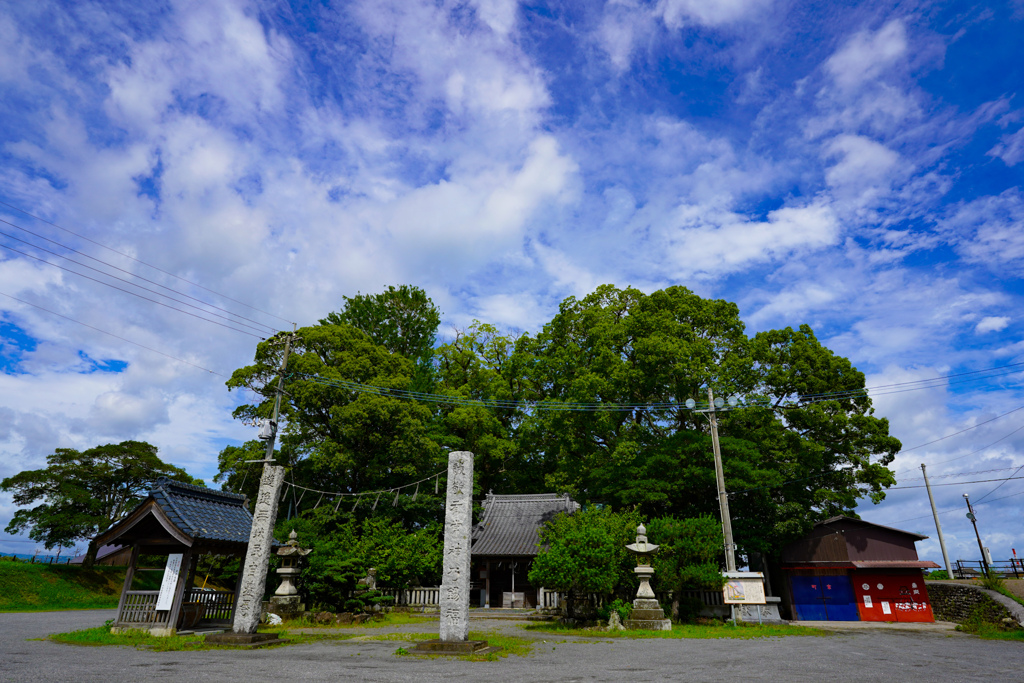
412 451 495 655
265 529 311 620
624 524 672 631
206 463 289 647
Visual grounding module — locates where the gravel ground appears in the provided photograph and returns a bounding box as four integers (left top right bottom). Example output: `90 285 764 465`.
2 609 1022 682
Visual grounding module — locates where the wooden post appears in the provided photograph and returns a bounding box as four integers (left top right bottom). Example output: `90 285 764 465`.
114 545 142 626
485 560 491 608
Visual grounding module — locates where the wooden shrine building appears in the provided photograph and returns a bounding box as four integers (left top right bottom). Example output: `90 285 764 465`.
777 516 940 622
94 477 260 635
471 493 578 608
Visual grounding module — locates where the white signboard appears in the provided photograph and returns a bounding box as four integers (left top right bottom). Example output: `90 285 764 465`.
723 571 766 605
155 553 183 611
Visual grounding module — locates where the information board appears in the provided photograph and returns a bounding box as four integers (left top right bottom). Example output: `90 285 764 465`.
723 571 766 605
155 553 183 611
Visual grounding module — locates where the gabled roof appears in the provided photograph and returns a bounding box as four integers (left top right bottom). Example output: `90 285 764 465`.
96 477 256 548
471 493 578 557
816 515 928 541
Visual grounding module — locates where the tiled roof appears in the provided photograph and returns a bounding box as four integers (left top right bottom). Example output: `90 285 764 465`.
471 493 578 557
149 477 254 545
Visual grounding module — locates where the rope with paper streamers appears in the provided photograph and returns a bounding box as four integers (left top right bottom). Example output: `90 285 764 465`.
281 468 447 516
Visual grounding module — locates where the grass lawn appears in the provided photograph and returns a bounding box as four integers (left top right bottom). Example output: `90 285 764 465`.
47 624 356 651
521 620 829 639
0 562 159 612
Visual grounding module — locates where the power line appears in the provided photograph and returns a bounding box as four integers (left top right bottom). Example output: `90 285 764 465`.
0 291 229 377
973 462 1024 505
0 199 294 325
0 217 280 333
0 242 265 339
888 487 1024 526
887 476 1024 490
0 227 274 335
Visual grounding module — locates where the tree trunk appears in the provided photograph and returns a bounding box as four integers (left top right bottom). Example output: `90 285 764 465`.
82 538 99 569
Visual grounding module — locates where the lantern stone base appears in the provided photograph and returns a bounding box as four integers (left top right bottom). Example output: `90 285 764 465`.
409 639 499 655
203 632 290 648
626 598 672 631
263 595 306 620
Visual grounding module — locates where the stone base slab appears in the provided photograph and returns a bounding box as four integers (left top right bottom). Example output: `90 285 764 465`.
410 639 496 655
624 618 672 631
203 632 290 648
633 599 661 610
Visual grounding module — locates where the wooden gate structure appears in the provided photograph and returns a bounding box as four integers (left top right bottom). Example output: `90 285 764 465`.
94 478 261 635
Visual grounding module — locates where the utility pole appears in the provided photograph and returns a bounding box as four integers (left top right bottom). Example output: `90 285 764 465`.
963 494 990 579
707 387 737 572
921 464 952 577
232 326 296 635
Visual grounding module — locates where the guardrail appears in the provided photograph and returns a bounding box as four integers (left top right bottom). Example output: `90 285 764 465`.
954 559 1024 579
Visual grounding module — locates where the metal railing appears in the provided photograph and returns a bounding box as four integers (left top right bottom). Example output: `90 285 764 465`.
953 559 1024 579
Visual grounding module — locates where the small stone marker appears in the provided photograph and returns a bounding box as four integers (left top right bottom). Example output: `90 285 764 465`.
412 451 494 655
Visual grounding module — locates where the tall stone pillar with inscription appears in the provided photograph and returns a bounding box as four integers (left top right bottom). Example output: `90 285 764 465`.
439 450 473 641
412 451 494 655
232 463 286 633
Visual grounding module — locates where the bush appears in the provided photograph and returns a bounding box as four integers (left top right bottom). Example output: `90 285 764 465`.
980 575 1006 591
598 598 632 624
528 507 641 619
926 570 949 580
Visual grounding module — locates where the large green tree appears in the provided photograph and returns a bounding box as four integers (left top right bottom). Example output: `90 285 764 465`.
1 441 198 567
513 285 900 557
226 322 446 527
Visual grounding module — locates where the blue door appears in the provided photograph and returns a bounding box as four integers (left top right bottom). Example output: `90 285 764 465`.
791 576 828 620
790 575 860 621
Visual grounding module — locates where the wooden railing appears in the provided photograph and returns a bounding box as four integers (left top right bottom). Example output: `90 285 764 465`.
380 587 441 606
186 589 236 623
117 591 169 626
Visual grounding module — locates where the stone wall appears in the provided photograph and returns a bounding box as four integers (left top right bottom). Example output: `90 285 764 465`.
926 581 1016 624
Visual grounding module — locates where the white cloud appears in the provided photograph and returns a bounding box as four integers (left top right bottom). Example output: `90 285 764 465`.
988 126 1024 167
826 19 908 91
976 316 1010 334
669 202 840 278
469 0 520 36
656 0 772 29
943 189 1024 269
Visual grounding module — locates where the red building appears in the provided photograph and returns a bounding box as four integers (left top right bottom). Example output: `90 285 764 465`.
777 516 940 622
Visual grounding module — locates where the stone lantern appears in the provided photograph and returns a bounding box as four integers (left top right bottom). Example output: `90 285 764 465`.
267 530 311 619
624 524 671 630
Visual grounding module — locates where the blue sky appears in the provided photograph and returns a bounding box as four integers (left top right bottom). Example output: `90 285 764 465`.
1 0 1023 568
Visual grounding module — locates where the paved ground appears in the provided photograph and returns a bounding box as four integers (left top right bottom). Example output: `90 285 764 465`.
2 609 1022 682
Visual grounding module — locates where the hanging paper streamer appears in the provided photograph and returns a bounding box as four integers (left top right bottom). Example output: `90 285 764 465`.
334 496 342 512
314 493 324 509
435 475 439 494
280 483 290 503
413 483 419 501
372 492 380 510
393 489 399 506
352 495 360 512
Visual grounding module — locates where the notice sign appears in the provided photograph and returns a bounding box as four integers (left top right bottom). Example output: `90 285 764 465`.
863 595 873 609
155 553 183 611
723 572 766 605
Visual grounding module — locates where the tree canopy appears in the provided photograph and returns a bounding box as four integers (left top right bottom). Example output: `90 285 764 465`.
1 441 199 567
221 282 901 567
